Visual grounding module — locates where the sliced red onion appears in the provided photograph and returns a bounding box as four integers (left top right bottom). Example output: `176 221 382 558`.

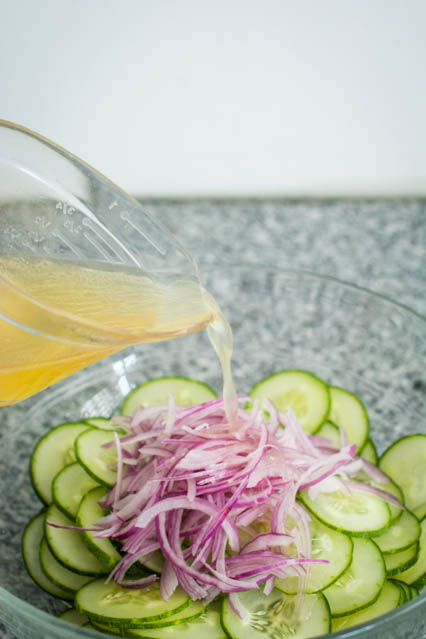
71 397 390 605
241 533 294 554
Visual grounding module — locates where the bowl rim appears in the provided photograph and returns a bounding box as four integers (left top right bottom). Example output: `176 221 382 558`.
1 265 424 638
198 263 426 322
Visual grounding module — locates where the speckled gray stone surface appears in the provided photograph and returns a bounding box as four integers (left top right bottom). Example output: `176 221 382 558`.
0 199 425 639
143 198 425 317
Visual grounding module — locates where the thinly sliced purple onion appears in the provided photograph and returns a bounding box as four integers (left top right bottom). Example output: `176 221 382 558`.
69 397 391 605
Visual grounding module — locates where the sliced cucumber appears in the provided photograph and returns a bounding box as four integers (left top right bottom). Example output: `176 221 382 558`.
315 421 341 449
21 510 72 600
389 579 411 604
300 487 391 536
384 542 420 576
373 509 420 555
359 439 378 465
331 579 401 632
85 417 114 429
328 386 369 451
125 601 226 639
76 486 122 569
413 502 426 521
393 517 426 587
30 422 91 504
250 369 330 434
121 376 217 416
40 538 92 593
74 428 118 487
124 600 205 632
95 601 206 635
76 579 189 628
221 589 330 639
52 462 99 519
409 584 419 598
45 504 108 576
359 475 405 524
323 538 385 616
58 608 90 626
275 517 353 594
379 434 426 511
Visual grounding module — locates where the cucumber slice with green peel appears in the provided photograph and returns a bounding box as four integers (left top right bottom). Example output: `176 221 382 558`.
74 428 118 487
52 462 100 519
393 580 408 605
58 608 90 626
250 369 330 434
85 417 114 429
409 584 419 598
328 386 369 451
379 434 426 511
315 421 341 449
331 580 401 632
373 509 420 555
300 487 391 536
76 486 122 569
45 504 108 576
389 579 411 604
275 518 353 594
221 589 330 639
123 600 205 632
359 439 378 465
94 601 206 635
323 538 386 616
76 579 189 628
40 538 92 593
414 573 426 591
84 417 126 436
393 518 426 586
125 601 226 639
413 502 426 521
30 422 92 504
384 541 420 576
354 473 405 524
22 510 73 600
121 377 217 416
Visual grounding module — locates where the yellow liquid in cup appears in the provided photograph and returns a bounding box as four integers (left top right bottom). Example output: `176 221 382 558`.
0 257 216 405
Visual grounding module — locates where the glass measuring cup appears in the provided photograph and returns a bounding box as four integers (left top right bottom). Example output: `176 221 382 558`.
0 120 213 405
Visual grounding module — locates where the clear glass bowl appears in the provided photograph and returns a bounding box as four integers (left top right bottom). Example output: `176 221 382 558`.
0 265 425 639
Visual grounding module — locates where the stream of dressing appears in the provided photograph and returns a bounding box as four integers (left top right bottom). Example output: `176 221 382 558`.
203 289 238 425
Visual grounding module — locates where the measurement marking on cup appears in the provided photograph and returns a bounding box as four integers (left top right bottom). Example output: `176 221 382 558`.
52 231 82 257
83 232 113 260
35 216 52 229
120 211 166 256
28 231 46 244
56 202 75 216
82 219 125 263
63 219 83 235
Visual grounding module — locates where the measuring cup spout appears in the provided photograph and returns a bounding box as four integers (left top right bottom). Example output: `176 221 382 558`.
0 121 211 405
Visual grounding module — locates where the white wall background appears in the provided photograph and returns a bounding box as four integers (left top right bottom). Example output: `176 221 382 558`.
1 0 425 196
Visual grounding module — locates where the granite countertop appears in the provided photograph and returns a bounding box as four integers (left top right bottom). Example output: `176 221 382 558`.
144 199 426 317
1 198 425 639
